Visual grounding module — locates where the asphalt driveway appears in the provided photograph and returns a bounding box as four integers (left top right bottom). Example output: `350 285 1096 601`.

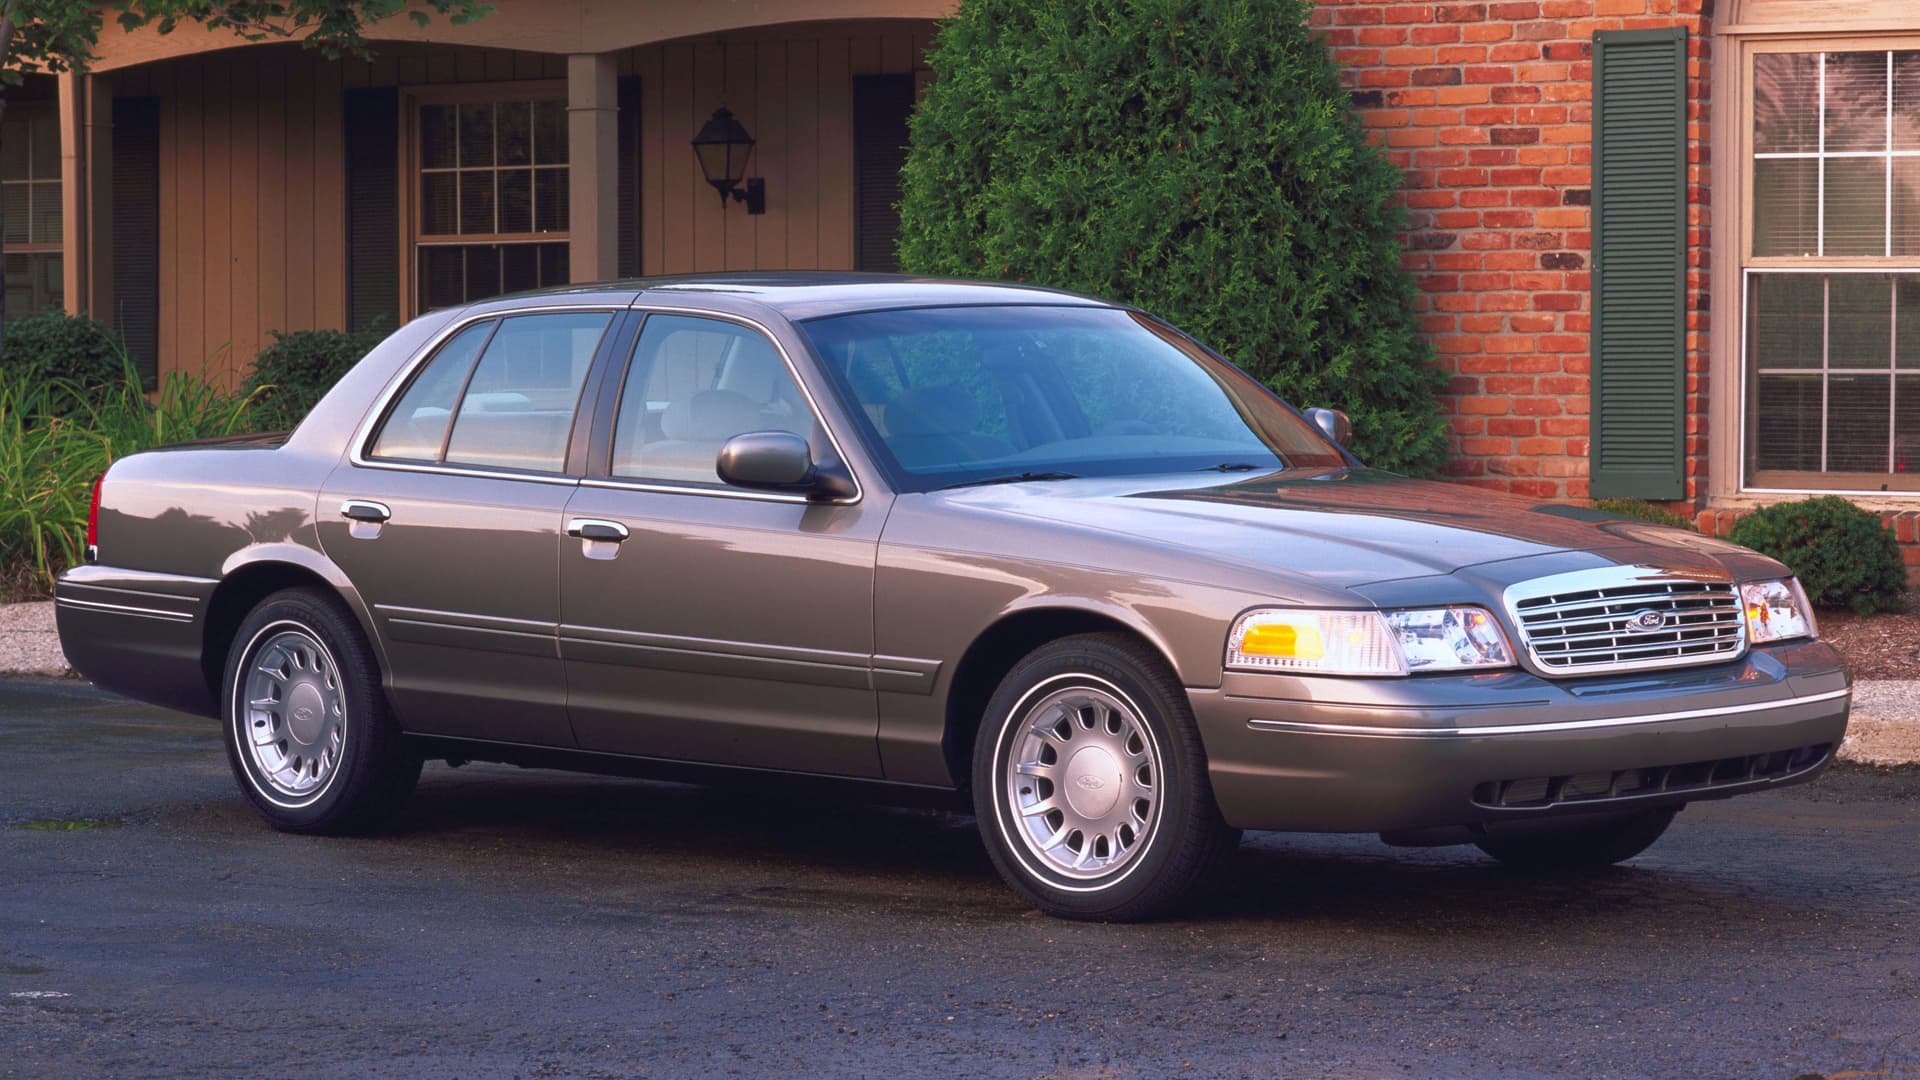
2 677 1917 1079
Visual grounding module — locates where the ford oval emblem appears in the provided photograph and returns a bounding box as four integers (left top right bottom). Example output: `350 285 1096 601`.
1074 774 1106 791
293 706 316 724
1626 609 1666 633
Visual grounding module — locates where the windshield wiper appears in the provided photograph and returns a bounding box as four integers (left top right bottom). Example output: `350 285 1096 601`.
1200 462 1268 472
938 471 1080 491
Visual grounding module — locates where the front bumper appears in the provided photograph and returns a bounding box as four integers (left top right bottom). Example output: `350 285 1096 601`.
1190 638 1850 832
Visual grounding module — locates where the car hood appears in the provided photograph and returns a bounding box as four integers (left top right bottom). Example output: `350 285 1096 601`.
933 468 1778 591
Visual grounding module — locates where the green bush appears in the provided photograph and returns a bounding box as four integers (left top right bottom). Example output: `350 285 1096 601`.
0 363 257 593
1592 498 1697 532
245 327 382 432
1726 496 1907 615
0 312 129 415
897 0 1449 475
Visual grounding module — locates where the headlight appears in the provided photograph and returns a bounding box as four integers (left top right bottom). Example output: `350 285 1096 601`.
1741 578 1816 643
1226 606 1514 676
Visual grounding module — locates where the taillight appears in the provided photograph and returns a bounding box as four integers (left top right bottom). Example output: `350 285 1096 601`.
86 473 104 555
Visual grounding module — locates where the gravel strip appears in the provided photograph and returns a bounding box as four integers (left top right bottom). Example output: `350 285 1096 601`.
2 600 1917 762
1841 680 1920 767
0 601 67 677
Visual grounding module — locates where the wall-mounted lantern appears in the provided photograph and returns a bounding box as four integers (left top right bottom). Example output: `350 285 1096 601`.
692 106 766 215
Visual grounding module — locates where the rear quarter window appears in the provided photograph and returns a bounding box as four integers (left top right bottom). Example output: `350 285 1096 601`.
367 311 611 473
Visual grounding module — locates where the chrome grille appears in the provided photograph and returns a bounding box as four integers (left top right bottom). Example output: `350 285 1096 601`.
1504 567 1747 676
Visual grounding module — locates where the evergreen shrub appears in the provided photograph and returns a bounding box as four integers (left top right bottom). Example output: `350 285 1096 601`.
1726 496 1907 614
897 0 1450 474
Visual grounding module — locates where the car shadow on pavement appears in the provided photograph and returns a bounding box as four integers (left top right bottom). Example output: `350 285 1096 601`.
370 763 1819 933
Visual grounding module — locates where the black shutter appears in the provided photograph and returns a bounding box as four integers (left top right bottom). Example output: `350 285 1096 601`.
1590 28 1688 500
344 87 399 333
111 97 160 386
617 77 642 279
852 74 914 273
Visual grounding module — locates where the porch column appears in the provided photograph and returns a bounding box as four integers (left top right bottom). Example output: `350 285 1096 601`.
56 73 84 316
84 75 113 327
567 52 619 284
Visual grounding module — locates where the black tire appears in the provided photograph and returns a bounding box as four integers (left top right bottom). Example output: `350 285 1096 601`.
973 633 1240 921
1473 806 1678 870
221 587 420 834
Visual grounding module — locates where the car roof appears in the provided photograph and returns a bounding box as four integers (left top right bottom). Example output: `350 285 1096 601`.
461 272 1123 323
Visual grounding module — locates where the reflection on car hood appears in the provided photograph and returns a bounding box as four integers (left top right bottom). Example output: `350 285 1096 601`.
933 468 1767 589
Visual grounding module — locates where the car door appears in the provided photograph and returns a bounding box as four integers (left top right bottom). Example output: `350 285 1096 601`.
558 311 889 776
318 308 618 746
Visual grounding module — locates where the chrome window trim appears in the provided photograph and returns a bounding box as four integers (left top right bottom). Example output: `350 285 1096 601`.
613 304 865 506
1246 687 1850 738
1500 565 1749 677
349 303 619 481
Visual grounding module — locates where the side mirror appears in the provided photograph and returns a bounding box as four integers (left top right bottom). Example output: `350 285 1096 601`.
716 431 857 500
1305 407 1352 447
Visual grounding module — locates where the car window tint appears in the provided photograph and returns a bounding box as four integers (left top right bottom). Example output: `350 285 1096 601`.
611 315 815 485
441 311 611 473
368 320 494 462
803 305 1346 486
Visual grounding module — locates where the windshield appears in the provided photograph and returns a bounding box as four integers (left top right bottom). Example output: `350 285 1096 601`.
798 304 1348 491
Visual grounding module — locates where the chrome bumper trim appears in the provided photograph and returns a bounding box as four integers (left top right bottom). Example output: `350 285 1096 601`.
1245 687 1851 739
55 596 197 624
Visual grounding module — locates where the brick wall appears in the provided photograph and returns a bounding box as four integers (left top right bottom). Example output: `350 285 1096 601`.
1310 0 1714 505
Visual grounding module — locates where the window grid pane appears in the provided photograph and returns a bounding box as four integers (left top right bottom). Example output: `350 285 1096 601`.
1746 271 1919 481
2 108 64 256
416 96 569 241
1748 51 1920 488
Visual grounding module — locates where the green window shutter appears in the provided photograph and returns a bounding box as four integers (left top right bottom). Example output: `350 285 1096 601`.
344 87 400 334
617 77 642 279
853 74 915 272
1590 27 1688 501
111 97 161 386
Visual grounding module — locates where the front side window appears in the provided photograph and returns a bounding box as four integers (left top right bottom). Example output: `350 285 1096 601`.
1745 48 1920 489
414 94 570 312
369 311 609 473
610 315 817 486
800 305 1345 490
2 103 63 319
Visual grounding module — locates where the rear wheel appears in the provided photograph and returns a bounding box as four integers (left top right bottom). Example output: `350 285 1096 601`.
221 588 419 834
973 634 1239 921
1474 806 1678 870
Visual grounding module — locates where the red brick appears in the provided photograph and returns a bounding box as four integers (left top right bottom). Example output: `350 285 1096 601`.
1489 417 1538 436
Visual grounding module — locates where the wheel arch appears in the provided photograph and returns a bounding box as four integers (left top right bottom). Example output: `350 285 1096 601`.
204 545 383 706
940 603 1183 792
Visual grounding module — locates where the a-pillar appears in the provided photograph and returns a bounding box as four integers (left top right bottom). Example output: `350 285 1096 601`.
567 52 619 285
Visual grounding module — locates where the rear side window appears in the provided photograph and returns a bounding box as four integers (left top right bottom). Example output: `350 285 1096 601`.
369 321 492 462
368 311 611 473
444 312 610 472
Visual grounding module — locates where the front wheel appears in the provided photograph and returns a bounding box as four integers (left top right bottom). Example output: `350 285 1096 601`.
1474 806 1678 870
973 634 1239 921
221 587 420 834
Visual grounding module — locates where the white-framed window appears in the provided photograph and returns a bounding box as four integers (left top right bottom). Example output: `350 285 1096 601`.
407 84 570 314
1743 44 1920 490
1 103 64 320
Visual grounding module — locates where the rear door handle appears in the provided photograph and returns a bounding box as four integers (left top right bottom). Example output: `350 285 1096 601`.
566 518 630 543
340 500 391 523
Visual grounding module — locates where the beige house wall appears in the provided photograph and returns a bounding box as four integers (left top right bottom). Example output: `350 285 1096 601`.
69 17 937 385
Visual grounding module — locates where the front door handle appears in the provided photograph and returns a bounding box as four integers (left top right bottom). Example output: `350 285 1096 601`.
566 518 630 543
340 500 391 523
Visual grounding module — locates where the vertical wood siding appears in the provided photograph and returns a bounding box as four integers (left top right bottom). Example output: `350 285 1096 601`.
616 23 931 278
111 23 929 384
